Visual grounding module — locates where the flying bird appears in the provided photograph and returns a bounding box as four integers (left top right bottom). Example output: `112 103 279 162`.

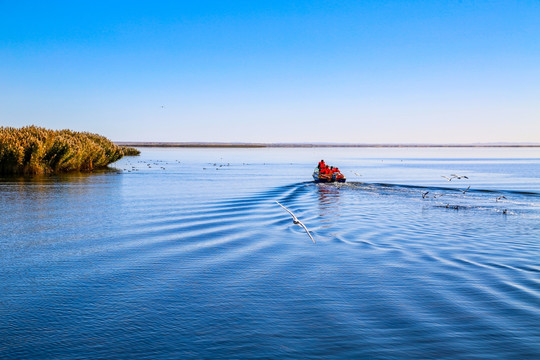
441 175 455 181
460 185 471 194
496 195 507 202
276 201 315 244
422 191 429 199
451 174 469 179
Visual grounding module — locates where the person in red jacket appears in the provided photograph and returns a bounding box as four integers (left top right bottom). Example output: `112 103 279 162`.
330 166 336 180
334 167 344 181
322 165 332 180
318 160 326 170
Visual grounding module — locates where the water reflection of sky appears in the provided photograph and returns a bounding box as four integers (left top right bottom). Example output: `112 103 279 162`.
1 147 540 359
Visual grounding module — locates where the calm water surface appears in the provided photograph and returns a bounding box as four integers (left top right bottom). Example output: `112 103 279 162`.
1 147 539 359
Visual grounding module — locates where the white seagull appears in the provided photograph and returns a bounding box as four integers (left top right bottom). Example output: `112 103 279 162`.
276 201 316 244
460 185 471 194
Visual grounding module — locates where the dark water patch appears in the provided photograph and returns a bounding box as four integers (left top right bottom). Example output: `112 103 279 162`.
513 264 540 274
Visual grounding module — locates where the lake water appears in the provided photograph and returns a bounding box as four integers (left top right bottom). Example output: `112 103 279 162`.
1 147 539 359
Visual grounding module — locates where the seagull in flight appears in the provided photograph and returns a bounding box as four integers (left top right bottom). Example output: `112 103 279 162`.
459 185 471 194
496 195 507 202
422 191 429 199
276 201 315 244
442 174 469 181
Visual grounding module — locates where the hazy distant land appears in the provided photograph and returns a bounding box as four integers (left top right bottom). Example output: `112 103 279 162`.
115 142 540 148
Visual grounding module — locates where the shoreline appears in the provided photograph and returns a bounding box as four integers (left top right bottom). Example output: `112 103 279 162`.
114 142 540 148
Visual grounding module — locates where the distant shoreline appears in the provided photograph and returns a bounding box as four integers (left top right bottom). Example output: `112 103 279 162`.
115 142 540 148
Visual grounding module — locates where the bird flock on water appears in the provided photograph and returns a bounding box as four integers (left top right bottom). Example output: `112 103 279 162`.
422 173 508 214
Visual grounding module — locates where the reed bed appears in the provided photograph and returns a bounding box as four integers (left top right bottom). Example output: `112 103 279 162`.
120 146 141 156
0 126 137 175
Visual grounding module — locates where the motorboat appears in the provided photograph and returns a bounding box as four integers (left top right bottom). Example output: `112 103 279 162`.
312 168 346 183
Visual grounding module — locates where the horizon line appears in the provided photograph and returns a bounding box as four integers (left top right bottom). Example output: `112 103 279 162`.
115 141 540 148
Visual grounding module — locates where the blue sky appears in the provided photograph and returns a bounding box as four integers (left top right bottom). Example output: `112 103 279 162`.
1 0 539 143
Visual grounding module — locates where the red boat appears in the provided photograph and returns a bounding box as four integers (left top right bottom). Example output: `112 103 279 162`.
312 168 346 183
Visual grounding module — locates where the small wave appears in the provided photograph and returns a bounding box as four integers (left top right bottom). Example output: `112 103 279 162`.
346 181 540 197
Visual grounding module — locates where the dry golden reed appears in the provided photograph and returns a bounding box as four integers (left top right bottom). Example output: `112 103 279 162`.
0 126 138 175
120 146 141 156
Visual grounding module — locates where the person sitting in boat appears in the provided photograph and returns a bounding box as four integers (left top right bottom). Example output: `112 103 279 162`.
329 166 337 181
318 160 326 170
321 165 333 180
334 167 345 181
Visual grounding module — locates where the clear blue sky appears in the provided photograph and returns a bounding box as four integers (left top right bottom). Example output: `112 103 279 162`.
1 0 539 143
